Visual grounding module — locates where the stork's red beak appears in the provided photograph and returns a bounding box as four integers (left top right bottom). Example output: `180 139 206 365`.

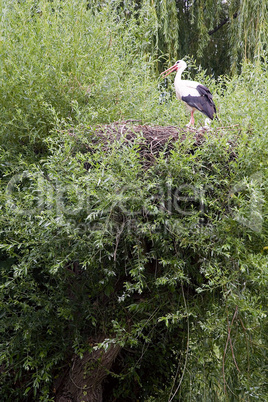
160 63 178 78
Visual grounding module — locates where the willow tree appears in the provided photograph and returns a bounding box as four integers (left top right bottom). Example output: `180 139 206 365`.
229 0 268 70
0 1 268 402
124 0 268 75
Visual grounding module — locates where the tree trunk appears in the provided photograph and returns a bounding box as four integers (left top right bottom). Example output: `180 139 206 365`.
54 337 120 402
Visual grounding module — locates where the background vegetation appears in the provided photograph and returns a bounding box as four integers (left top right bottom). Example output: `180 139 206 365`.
0 0 267 401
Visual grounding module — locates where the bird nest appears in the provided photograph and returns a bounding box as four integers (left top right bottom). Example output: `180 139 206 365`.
68 120 240 168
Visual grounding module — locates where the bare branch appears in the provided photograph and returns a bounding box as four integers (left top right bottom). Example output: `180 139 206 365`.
208 13 238 36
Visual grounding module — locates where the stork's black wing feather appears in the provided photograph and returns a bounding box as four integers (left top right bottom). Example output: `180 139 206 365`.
182 84 217 120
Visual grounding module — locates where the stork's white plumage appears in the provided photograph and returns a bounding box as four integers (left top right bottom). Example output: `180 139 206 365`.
161 60 217 127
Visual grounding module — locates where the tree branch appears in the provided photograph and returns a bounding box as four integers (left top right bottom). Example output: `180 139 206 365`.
208 13 238 36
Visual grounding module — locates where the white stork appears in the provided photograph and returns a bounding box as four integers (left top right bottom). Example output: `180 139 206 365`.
161 60 217 127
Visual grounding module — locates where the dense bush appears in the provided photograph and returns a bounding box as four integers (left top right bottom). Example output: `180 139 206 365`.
0 1 267 401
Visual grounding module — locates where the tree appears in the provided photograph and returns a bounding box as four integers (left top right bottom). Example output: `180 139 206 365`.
0 1 267 401
130 0 268 75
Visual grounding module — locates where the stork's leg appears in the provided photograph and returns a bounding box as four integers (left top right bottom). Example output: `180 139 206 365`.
186 110 195 127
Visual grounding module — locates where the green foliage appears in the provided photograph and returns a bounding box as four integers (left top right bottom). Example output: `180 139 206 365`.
114 0 268 76
0 0 163 150
0 1 267 401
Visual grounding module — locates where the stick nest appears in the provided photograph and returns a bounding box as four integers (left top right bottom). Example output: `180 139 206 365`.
68 120 240 168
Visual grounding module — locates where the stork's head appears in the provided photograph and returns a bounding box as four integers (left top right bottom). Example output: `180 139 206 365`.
161 60 187 78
